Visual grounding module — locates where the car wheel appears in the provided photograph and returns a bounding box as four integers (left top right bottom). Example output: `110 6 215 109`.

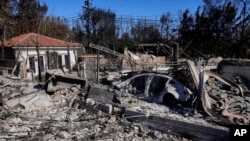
162 93 178 107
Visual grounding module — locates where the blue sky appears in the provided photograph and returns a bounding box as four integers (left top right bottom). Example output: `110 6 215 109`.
41 0 204 19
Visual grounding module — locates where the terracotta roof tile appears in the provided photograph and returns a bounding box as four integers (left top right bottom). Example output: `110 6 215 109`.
1 33 82 47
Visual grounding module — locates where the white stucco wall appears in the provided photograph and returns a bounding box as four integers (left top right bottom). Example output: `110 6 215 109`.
14 47 80 76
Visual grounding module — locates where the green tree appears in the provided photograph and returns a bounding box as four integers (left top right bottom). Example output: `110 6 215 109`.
179 10 194 45
131 21 161 43
15 0 48 35
0 0 17 59
0 0 16 39
160 12 173 43
234 0 250 57
196 0 237 57
40 16 71 40
116 32 137 53
179 0 238 58
1 0 71 41
80 7 116 48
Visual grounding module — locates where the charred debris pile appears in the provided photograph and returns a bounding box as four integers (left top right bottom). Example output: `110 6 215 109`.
1 45 250 140
0 72 191 140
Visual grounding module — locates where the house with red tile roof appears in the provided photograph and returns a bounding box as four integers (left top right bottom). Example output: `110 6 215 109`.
0 33 83 76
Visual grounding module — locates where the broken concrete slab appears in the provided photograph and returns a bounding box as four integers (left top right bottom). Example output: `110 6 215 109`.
5 90 53 110
45 69 87 91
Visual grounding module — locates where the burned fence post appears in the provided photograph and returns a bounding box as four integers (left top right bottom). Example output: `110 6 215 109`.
36 43 42 82
171 41 179 64
36 14 42 82
67 43 71 73
47 47 50 70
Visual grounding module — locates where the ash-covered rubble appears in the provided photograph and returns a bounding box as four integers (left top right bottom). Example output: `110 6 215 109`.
178 60 250 126
0 74 189 141
204 72 250 125
1 56 250 140
98 59 250 127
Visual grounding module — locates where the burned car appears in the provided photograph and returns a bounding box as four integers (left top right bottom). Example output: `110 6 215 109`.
88 59 250 126
99 71 193 107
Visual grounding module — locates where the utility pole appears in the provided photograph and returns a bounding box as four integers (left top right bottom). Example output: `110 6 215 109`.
36 5 42 82
36 37 41 82
66 34 71 73
84 0 100 84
